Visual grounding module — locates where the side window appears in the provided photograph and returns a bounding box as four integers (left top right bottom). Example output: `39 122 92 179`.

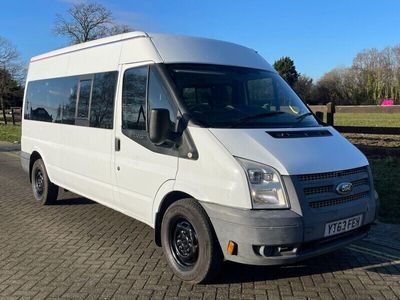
76 79 92 126
122 66 148 139
148 66 176 127
62 81 78 125
24 76 78 123
24 72 117 128
90 72 118 129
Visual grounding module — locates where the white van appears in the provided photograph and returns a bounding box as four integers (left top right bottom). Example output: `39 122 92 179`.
21 32 378 283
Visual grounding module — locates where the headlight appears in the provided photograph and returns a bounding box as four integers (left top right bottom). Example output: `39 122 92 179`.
236 157 289 209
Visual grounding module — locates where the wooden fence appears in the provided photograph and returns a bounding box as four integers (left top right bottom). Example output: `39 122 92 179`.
309 103 400 135
1 104 400 135
0 107 22 125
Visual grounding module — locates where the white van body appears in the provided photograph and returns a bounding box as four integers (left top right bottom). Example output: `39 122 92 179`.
21 32 378 282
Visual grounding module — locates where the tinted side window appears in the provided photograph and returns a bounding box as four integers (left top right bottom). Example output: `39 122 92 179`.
77 80 92 118
25 76 78 123
24 71 117 128
90 72 118 129
122 67 148 131
62 85 78 125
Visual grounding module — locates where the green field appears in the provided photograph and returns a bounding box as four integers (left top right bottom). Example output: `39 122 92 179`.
335 113 400 127
369 157 400 223
0 125 21 143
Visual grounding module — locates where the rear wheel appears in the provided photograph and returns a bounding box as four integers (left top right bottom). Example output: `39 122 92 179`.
161 199 222 283
31 159 58 205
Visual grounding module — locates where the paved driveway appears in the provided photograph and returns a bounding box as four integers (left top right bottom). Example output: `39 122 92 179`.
0 149 399 299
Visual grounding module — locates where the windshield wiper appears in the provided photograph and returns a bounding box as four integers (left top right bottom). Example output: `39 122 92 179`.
296 112 313 122
229 111 285 128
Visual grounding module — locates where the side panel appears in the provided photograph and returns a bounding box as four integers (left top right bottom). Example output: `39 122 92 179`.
174 127 251 209
119 37 163 65
56 126 115 206
22 41 122 207
66 42 122 77
28 40 122 81
27 55 70 81
21 120 61 180
151 180 175 225
22 107 116 208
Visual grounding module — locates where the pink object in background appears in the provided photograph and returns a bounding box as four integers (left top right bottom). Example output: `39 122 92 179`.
380 99 394 106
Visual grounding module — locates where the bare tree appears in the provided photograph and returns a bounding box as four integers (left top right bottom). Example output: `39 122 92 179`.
314 44 400 105
0 37 19 68
0 37 25 83
54 1 133 45
0 37 23 122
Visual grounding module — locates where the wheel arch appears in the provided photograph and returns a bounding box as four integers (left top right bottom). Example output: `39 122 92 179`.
154 190 193 246
29 151 42 182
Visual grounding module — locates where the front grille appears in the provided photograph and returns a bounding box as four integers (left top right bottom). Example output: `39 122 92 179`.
303 178 369 196
304 185 333 195
298 167 367 182
294 166 371 209
309 192 369 208
351 178 369 187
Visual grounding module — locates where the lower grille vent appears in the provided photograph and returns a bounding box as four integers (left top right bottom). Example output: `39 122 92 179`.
309 192 369 209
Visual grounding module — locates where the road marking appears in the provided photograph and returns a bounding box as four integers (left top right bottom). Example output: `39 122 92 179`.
347 244 400 261
346 245 400 271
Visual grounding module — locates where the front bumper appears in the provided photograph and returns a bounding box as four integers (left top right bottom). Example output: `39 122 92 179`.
201 202 374 266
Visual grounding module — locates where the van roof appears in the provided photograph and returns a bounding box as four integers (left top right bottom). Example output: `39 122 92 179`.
30 31 274 72
31 31 149 62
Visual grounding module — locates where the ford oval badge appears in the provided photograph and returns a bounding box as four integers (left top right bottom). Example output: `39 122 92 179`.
336 182 353 195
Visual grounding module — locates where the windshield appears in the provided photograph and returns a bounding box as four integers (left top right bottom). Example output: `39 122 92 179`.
166 64 319 128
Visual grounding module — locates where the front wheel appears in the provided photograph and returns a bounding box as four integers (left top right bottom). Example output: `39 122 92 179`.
161 199 222 284
31 159 58 205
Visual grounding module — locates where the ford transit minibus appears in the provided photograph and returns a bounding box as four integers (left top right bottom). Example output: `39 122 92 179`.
21 32 378 283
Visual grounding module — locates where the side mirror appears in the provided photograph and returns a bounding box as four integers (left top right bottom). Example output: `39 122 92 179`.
149 108 173 145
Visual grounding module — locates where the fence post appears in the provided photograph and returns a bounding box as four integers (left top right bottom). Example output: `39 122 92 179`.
326 102 335 126
315 111 324 122
11 107 15 125
1 106 7 125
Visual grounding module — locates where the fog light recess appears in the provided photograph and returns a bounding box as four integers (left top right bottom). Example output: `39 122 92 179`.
253 245 297 257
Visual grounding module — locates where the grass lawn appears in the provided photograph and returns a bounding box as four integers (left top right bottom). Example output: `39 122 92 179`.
0 124 21 143
335 113 400 127
369 156 400 223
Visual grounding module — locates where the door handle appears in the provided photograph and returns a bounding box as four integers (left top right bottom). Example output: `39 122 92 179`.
115 138 121 151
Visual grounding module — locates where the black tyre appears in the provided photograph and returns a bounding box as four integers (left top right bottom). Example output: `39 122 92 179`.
31 159 58 205
161 198 222 283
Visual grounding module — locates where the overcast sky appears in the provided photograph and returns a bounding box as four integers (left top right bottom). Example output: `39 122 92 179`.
1 0 399 80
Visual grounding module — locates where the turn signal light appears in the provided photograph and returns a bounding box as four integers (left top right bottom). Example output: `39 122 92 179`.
227 240 237 255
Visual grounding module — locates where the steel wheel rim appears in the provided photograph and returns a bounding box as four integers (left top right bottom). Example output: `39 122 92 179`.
170 218 199 267
34 169 45 197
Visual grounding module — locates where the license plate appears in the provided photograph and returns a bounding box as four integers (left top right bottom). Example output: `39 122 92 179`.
324 215 362 237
